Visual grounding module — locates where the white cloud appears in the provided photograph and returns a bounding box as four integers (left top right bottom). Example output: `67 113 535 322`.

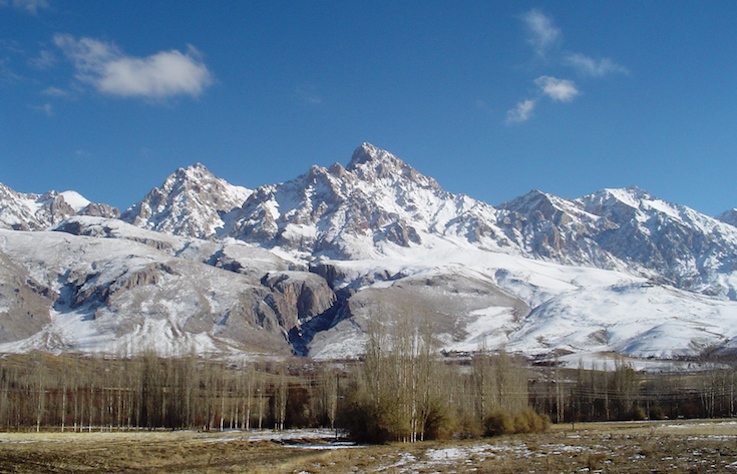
1 0 49 14
40 86 68 97
508 10 627 125
564 53 629 77
28 49 56 70
295 84 322 105
535 76 579 102
522 9 561 57
506 99 537 124
505 76 578 125
53 34 213 100
29 102 53 116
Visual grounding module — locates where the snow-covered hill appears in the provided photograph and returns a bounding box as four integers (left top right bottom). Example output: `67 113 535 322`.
500 186 737 298
0 183 118 231
3 143 737 361
0 218 335 356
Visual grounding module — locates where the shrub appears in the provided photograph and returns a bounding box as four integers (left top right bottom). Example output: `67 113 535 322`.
484 410 515 436
454 410 484 439
649 405 666 420
484 408 549 437
630 405 647 421
514 408 550 434
339 398 392 444
423 399 453 441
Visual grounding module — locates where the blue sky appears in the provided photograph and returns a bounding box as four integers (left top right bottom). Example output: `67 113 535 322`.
1 1 736 216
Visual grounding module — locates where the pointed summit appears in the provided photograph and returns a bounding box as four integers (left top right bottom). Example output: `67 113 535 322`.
346 142 442 190
500 189 557 213
717 209 737 228
346 142 400 170
219 142 496 257
121 163 252 239
174 162 212 180
581 186 653 212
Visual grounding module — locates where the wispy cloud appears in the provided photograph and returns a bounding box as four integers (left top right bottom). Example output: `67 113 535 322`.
28 49 56 70
40 86 68 97
564 53 629 77
295 84 322 105
0 41 25 84
520 9 628 78
522 9 561 58
506 99 536 124
53 34 213 100
508 9 627 124
505 76 580 124
0 0 49 14
534 76 579 102
0 58 22 83
29 102 53 116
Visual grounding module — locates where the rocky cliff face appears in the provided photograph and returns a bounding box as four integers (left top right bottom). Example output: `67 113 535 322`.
219 143 508 258
0 249 54 343
0 223 341 356
500 186 737 297
4 143 737 360
121 163 251 239
0 184 118 231
498 190 616 266
717 209 737 228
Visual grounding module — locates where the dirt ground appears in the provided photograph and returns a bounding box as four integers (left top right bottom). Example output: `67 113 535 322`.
1 420 736 473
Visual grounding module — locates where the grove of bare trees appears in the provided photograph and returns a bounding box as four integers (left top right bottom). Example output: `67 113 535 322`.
0 333 735 440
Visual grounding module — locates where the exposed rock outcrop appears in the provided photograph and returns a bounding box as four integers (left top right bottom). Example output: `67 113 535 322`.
0 250 53 343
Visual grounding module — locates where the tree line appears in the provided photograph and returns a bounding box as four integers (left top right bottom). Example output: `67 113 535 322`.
1 345 734 439
530 357 737 424
0 346 544 440
0 351 297 433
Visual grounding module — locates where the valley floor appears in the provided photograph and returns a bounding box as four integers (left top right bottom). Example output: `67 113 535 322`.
0 420 736 473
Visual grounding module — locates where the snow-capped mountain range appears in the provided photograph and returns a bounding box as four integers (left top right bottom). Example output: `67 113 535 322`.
3 142 737 361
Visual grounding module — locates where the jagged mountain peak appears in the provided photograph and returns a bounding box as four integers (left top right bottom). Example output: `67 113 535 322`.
346 142 391 169
346 142 442 191
583 186 653 210
174 161 211 177
578 186 715 223
121 162 251 239
219 143 504 258
500 189 572 213
162 162 219 191
0 183 118 231
580 186 712 231
716 209 737 228
7 144 737 361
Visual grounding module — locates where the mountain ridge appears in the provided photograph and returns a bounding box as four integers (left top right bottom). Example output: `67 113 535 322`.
3 143 737 361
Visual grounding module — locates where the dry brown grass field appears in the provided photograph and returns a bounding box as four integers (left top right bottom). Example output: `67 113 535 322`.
1 420 737 473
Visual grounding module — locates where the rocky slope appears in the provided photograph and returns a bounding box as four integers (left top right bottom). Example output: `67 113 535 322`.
0 184 118 231
2 143 737 361
125 144 737 300
121 163 251 239
214 143 509 260
0 218 337 356
499 186 737 298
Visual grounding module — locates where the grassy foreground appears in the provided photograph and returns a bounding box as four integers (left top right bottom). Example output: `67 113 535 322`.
1 420 737 473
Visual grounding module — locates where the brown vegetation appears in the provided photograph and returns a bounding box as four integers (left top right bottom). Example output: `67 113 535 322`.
1 420 737 473
530 357 737 424
1 309 737 444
